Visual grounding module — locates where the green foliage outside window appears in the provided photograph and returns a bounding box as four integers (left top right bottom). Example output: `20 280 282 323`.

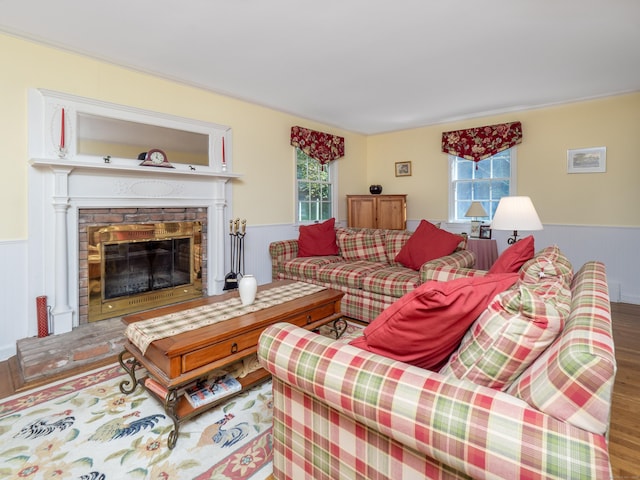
296 148 332 223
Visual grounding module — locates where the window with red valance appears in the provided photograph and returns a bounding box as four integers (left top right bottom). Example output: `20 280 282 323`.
290 126 345 165
441 121 523 163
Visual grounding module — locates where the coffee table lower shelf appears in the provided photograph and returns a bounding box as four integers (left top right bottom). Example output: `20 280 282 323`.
117 282 346 449
118 350 271 449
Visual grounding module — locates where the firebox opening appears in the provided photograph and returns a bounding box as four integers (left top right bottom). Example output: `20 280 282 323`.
88 221 203 322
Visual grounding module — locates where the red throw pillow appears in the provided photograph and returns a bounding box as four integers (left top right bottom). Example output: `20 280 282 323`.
395 220 463 270
349 273 519 371
488 235 534 274
297 218 339 257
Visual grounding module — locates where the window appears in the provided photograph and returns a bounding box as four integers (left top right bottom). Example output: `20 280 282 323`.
296 148 335 223
449 149 516 222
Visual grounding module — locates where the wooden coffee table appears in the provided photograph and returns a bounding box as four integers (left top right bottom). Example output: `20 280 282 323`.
118 280 345 448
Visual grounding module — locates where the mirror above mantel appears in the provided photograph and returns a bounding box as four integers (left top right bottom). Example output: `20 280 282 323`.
28 89 231 173
77 113 210 166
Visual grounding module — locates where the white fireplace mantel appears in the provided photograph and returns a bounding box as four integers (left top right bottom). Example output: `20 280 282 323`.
28 158 239 336
27 89 240 336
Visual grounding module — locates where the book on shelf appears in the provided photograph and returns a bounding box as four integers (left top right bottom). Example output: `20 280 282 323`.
183 375 242 408
144 377 169 398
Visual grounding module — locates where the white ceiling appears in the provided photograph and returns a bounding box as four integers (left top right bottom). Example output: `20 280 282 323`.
2 0 639 135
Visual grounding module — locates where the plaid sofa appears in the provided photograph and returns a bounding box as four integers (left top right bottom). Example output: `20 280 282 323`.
258 260 615 479
269 227 475 322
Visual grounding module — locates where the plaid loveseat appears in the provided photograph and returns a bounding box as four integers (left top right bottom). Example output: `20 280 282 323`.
258 260 616 479
269 227 475 322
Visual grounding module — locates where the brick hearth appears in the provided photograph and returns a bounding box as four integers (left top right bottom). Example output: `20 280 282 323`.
12 206 212 384
16 318 126 383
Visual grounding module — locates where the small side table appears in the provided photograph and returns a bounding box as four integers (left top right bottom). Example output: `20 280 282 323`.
466 238 498 270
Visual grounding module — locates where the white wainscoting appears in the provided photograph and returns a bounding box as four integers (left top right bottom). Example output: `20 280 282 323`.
2 222 638 361
510 224 640 305
248 221 640 305
0 240 28 360
234 224 301 286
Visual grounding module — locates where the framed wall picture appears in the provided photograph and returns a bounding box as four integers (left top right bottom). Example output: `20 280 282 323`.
395 161 412 177
567 147 606 173
479 225 492 239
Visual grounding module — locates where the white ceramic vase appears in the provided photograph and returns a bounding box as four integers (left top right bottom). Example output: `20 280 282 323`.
238 274 257 306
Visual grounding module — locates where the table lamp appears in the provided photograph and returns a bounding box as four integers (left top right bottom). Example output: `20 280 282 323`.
465 202 488 238
491 196 543 244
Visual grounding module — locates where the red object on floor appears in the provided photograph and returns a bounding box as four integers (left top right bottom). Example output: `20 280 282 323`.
37 295 49 338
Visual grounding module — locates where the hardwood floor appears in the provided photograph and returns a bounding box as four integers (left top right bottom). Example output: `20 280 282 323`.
608 302 640 477
1 303 639 475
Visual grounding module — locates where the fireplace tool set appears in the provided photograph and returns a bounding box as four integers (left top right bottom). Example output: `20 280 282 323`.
224 218 246 290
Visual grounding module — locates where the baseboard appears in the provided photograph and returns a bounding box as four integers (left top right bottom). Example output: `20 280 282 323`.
0 344 16 363
620 293 640 306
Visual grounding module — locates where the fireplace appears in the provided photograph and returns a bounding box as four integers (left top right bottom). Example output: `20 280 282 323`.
28 159 232 336
27 88 236 337
86 221 203 322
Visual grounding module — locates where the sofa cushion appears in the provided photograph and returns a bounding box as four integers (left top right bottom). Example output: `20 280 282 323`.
337 230 388 263
297 218 339 257
395 220 463 271
441 277 571 390
520 245 573 286
349 273 519 371
487 235 534 274
361 266 420 297
283 256 343 280
506 262 615 435
317 260 381 289
385 230 412 265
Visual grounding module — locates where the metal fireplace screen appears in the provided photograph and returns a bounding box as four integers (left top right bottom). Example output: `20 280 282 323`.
87 222 203 322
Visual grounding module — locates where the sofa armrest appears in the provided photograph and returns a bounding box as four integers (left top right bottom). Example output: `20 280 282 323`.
419 249 476 283
269 239 299 279
258 323 611 479
422 265 488 282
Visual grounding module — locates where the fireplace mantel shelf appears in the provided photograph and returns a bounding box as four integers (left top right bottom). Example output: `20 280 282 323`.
30 157 242 180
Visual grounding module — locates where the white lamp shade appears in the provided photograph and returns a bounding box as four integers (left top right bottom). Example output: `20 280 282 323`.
491 196 543 231
465 202 488 218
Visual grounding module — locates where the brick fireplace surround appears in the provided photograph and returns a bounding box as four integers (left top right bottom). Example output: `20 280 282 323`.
78 207 208 325
19 89 237 384
18 207 210 383
23 167 235 384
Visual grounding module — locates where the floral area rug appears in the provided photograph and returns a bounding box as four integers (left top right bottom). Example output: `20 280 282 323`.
0 320 364 480
0 362 273 480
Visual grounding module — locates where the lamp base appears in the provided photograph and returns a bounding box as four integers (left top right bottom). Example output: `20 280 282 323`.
507 230 519 244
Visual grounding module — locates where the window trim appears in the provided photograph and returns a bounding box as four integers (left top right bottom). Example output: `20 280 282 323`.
448 148 517 222
294 147 338 225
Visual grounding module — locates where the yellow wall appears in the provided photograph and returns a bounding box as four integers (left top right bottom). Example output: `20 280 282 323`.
367 94 640 226
0 34 368 239
2 32 639 242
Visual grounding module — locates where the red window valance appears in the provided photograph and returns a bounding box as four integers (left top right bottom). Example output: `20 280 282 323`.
441 121 523 162
290 126 345 165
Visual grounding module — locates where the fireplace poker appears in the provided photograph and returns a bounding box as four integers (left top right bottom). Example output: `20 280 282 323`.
234 218 241 278
238 219 246 277
223 219 238 290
